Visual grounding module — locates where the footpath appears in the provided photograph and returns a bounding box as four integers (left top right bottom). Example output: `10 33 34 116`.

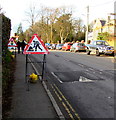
9 53 59 119
0 63 2 119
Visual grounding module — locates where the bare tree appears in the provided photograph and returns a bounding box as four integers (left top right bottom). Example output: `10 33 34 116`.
44 7 60 43
0 5 5 14
38 7 60 43
0 6 2 14
55 13 73 43
25 4 40 34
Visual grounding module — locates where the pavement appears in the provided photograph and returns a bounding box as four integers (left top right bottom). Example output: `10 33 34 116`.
0 64 2 120
9 53 60 119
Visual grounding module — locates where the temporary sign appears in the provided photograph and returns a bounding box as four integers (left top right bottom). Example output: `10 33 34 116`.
8 38 17 47
23 34 49 54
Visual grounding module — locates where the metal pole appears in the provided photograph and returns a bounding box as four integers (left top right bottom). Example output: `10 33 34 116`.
25 54 29 91
15 47 16 58
42 54 46 80
25 54 28 83
85 5 89 44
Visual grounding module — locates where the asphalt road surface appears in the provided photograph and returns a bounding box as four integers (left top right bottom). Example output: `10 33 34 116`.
29 51 115 119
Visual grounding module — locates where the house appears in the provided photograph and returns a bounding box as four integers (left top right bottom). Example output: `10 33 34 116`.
92 18 106 40
102 18 116 47
91 17 116 47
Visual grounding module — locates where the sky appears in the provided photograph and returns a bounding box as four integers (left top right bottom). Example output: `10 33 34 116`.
0 0 115 36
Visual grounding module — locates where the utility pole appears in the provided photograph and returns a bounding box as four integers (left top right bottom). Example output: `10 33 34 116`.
85 6 89 44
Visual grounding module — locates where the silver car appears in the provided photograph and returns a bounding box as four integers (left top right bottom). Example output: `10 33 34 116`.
86 40 114 56
56 44 64 50
70 43 86 52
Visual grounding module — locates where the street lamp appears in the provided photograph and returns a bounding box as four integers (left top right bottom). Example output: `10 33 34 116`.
85 6 89 44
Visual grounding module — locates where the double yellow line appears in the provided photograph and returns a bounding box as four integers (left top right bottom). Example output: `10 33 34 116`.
51 84 81 120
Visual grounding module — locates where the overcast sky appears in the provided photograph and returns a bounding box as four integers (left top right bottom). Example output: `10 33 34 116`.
0 0 115 36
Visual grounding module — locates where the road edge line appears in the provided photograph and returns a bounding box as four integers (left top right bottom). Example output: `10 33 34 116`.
29 59 65 119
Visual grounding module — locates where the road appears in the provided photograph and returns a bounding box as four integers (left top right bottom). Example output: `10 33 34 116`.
29 51 115 119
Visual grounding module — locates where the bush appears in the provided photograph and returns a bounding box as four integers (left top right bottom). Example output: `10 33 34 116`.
1 13 16 118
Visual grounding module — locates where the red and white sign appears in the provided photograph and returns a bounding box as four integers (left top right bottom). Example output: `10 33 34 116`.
8 38 17 47
23 34 49 54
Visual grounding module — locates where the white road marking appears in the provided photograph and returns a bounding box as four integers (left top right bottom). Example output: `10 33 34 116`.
79 76 94 82
99 72 103 74
64 58 70 62
88 68 94 71
78 64 84 67
51 72 63 83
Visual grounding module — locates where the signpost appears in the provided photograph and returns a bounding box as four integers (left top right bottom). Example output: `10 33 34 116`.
23 34 49 91
8 37 17 57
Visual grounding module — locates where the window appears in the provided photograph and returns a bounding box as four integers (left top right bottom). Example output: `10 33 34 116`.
96 41 103 45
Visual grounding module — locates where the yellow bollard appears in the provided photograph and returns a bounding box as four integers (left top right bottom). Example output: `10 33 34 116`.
11 55 15 59
29 73 38 83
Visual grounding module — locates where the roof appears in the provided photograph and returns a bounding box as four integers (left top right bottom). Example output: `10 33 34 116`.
100 20 106 26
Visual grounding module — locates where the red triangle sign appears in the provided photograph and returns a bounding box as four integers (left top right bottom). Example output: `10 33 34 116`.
8 38 17 47
23 34 49 54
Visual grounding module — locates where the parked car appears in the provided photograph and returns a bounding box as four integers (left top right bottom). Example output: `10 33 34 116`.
62 42 73 51
56 44 64 50
86 40 114 56
70 42 86 52
45 43 52 49
51 44 57 50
